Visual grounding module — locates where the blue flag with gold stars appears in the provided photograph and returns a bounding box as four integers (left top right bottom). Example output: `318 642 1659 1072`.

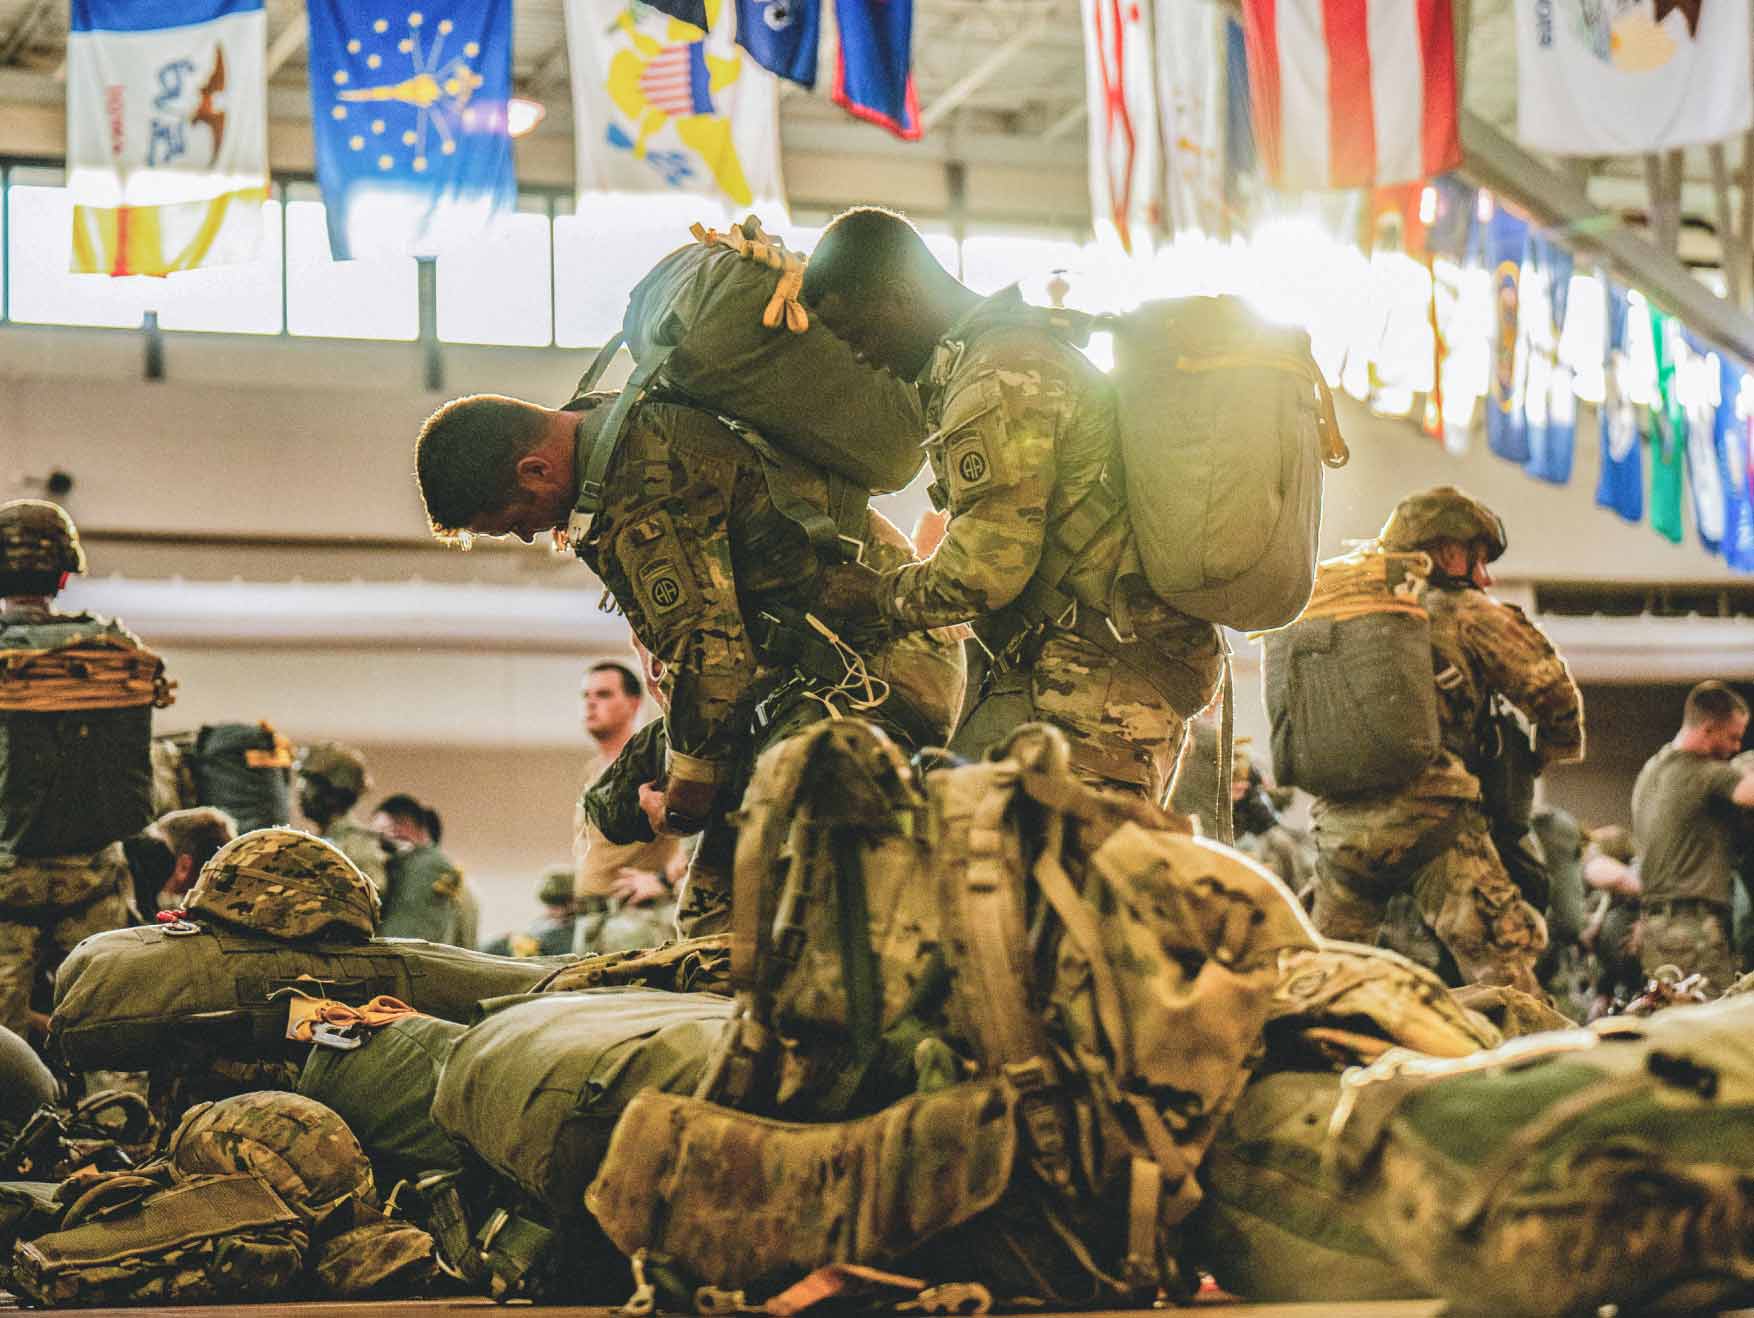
306 0 515 259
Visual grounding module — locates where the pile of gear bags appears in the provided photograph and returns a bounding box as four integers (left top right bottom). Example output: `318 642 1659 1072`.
6 718 1754 1314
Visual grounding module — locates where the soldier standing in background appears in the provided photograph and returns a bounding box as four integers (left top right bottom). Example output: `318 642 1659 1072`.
1310 487 1584 998
575 660 676 915
1631 681 1754 992
0 501 170 1039
801 207 1222 801
295 741 389 898
481 866 578 958
372 794 473 948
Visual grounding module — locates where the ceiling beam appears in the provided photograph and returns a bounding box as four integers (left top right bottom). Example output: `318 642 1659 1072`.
265 14 308 80
919 4 1054 133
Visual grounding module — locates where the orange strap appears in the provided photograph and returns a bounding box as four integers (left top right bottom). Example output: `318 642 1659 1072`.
285 992 423 1043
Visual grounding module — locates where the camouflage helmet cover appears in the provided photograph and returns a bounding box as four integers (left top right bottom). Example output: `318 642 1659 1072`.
0 499 86 576
169 1091 376 1226
185 826 381 941
1378 485 1508 562
537 864 574 906
296 741 370 795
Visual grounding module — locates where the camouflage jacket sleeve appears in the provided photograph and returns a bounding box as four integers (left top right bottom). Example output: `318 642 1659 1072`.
581 720 669 846
1461 594 1586 766
879 336 1064 629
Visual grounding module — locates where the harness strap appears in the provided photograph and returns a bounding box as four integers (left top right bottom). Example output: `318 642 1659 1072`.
572 343 675 523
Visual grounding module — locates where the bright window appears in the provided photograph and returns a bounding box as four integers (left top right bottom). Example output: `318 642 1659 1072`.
284 186 418 340
554 194 707 348
436 201 553 346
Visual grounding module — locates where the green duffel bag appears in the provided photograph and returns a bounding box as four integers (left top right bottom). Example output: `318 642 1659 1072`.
298 1015 468 1188
1331 996 1754 1316
430 988 732 1218
567 218 926 505
9 1172 307 1307
1184 1070 1425 1303
1261 549 1441 799
51 923 570 1072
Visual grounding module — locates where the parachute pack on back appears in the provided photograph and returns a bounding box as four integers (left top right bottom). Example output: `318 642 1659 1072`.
566 217 927 524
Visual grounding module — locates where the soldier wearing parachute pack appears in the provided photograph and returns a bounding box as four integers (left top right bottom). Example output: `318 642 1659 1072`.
0 500 173 1038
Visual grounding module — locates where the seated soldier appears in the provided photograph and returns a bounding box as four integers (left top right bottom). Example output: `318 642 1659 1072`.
122 806 236 919
482 866 578 959
412 389 963 936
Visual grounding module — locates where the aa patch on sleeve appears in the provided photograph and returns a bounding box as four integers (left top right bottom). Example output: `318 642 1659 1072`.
617 511 703 631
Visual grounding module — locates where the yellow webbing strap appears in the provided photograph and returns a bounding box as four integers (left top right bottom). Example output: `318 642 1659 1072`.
689 217 810 333
1291 548 1432 626
0 638 176 712
1175 349 1350 468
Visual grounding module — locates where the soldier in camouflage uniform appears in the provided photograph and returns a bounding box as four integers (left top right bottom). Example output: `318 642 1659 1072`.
412 390 962 936
0 501 156 1038
800 207 1222 801
1310 487 1584 998
295 742 390 899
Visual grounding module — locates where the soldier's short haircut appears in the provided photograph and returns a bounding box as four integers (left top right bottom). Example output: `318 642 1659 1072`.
802 206 940 306
155 806 238 872
414 394 549 538
1684 680 1750 728
375 792 443 844
589 659 642 699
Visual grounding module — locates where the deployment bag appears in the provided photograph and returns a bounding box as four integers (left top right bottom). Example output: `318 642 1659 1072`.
1105 296 1348 632
190 721 294 833
0 615 172 858
567 218 927 524
10 1172 307 1308
430 988 731 1217
51 923 568 1072
1261 548 1441 799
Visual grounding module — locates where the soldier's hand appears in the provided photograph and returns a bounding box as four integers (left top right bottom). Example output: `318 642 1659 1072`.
638 781 668 836
612 867 669 907
816 561 885 620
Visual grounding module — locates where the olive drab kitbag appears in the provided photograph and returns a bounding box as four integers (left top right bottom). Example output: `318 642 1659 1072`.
1329 995 1754 1317
625 719 1320 1305
430 988 732 1218
187 721 295 832
1261 547 1442 798
51 923 569 1072
566 217 927 531
0 614 173 858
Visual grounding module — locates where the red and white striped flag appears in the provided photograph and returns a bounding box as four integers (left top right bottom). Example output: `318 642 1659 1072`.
1240 0 1460 193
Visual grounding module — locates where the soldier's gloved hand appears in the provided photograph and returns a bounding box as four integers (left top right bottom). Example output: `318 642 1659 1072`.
816 561 885 621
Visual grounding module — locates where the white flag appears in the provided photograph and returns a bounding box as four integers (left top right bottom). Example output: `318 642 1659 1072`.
1082 0 1160 253
1155 0 1223 236
566 0 784 212
1515 0 1753 155
66 0 268 275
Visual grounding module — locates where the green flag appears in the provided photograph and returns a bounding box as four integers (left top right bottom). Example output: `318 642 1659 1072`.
1648 307 1686 545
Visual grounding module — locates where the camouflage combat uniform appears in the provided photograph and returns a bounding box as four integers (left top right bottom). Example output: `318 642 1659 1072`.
1311 582 1583 997
875 287 1223 799
574 397 962 935
323 818 389 900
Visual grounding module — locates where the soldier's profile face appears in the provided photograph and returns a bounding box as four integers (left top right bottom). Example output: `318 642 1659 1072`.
466 488 564 545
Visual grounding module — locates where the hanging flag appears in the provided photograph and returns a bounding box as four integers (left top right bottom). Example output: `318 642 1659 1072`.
1082 0 1159 252
1720 355 1754 572
306 0 515 260
1156 0 1223 236
1485 207 1530 464
1648 307 1687 545
65 0 269 276
1238 0 1460 192
1222 17 1255 222
1522 235 1575 484
832 0 920 140
1595 285 1645 524
646 0 711 27
1680 330 1729 556
568 0 784 209
1513 0 1752 155
736 0 818 88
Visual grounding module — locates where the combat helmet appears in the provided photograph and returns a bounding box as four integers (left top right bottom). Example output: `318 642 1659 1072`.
0 499 86 576
1378 485 1507 561
185 827 381 942
169 1091 376 1227
296 741 371 796
537 864 574 907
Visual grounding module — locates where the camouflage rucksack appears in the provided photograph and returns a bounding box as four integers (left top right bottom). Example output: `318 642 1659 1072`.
601 719 1319 1305
1329 996 1754 1316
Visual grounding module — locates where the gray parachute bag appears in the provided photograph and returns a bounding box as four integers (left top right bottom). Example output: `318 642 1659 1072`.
566 218 926 525
51 924 568 1072
1106 296 1348 632
1261 548 1441 799
430 988 731 1218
